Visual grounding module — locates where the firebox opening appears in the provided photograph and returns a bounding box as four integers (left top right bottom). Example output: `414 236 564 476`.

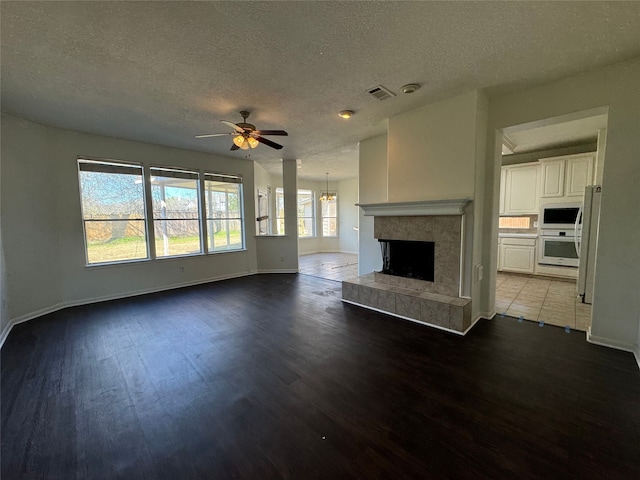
378 239 435 282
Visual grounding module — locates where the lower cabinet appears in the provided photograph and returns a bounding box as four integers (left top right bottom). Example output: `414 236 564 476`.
498 237 536 274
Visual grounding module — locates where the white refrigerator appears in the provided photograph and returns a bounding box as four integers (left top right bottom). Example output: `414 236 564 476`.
576 185 602 304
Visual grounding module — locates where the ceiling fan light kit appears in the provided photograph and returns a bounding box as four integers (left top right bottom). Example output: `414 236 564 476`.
196 111 288 150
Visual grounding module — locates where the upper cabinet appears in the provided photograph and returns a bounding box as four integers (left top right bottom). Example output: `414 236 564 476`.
539 153 595 199
565 155 595 196
502 163 540 214
540 159 565 197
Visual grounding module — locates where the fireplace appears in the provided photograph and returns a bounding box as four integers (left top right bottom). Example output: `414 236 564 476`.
342 199 473 334
379 239 435 282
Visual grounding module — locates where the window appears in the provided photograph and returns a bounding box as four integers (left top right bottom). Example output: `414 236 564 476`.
150 167 202 258
275 187 285 235
205 173 244 252
320 194 338 237
78 159 246 265
297 189 315 237
78 159 148 264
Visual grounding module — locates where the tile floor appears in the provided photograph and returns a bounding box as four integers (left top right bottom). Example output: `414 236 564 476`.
496 272 592 332
298 252 358 282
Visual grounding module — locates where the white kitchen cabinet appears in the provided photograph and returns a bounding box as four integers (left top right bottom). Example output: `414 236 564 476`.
539 153 594 199
565 155 594 197
501 163 540 214
540 159 565 198
499 237 536 274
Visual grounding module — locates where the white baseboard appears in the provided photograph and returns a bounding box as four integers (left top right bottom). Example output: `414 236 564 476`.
478 310 496 321
0 320 17 349
586 327 637 352
0 271 261 349
587 328 640 371
255 268 299 274
299 250 358 256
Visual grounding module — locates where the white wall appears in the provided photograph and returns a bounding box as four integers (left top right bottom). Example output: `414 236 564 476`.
1 117 63 323
1 114 260 325
297 179 336 255
387 90 479 201
296 177 358 256
255 159 299 272
471 91 489 313
338 177 359 254
358 134 388 275
483 58 640 353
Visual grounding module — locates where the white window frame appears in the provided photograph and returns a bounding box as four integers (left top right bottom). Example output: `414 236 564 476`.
275 187 286 235
78 158 150 265
297 189 315 238
320 193 338 237
204 172 245 253
150 166 203 259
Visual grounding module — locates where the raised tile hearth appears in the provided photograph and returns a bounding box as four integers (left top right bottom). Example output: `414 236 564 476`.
343 207 473 334
342 273 471 334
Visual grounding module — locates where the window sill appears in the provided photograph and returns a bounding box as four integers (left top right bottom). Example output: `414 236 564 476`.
84 249 246 269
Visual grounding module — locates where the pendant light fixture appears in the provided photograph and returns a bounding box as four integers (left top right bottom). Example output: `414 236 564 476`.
320 172 335 201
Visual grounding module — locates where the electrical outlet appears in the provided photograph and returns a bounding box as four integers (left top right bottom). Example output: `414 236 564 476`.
280 256 285 262
180 266 185 273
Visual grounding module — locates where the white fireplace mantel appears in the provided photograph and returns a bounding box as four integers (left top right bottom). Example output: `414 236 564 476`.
356 198 471 216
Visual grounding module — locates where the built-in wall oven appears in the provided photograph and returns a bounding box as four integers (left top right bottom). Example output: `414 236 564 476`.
538 230 579 267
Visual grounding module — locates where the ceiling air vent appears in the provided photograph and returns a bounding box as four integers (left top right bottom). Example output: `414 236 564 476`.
366 85 396 101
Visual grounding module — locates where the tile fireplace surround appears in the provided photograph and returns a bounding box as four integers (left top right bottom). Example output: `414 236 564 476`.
342 200 473 334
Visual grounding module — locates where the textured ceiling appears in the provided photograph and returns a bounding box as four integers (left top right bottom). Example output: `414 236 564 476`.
2 2 639 180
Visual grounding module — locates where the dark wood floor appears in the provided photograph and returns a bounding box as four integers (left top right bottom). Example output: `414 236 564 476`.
2 274 639 479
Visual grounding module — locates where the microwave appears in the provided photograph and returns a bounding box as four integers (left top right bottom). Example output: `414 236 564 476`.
540 203 581 230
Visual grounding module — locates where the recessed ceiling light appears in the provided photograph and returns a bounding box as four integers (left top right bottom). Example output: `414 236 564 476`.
338 110 354 119
401 83 421 94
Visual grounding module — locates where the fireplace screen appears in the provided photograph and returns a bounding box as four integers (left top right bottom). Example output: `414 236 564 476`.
379 239 435 282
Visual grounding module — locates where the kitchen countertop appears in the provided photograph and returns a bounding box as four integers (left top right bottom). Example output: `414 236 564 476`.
498 232 538 238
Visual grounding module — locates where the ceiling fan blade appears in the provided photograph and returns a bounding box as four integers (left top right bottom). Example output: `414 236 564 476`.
230 144 240 151
221 120 245 133
195 133 232 138
252 130 288 136
255 136 284 150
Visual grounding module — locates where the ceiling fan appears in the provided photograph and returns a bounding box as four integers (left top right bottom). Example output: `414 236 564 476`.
195 110 288 150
